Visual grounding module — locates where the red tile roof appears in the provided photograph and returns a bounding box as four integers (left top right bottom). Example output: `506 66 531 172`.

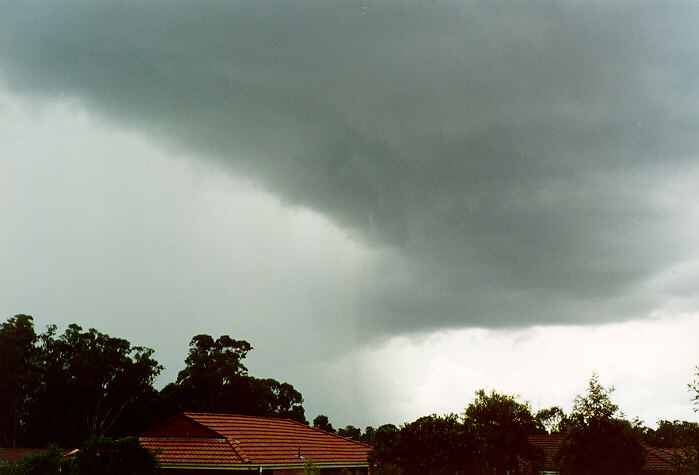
139 437 244 465
527 434 565 471
140 412 371 469
640 444 677 472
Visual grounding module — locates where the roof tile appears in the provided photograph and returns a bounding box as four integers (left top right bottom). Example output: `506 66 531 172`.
140 412 371 467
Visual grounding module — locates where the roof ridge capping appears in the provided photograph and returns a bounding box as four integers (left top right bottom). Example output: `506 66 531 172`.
184 411 296 420
225 437 250 463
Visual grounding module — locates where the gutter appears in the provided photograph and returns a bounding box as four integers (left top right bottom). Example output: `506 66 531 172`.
159 461 370 471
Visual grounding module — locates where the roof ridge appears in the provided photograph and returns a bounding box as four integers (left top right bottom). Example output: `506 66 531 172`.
225 437 251 463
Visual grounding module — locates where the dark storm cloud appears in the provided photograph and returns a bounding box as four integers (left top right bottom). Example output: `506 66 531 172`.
2 1 698 334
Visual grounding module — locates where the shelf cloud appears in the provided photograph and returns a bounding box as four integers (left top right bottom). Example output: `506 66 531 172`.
1 1 698 395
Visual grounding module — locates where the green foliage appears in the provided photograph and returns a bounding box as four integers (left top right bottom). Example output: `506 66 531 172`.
535 406 567 434
1 445 67 475
571 372 618 422
70 436 159 475
464 389 541 473
374 423 399 447
360 426 376 445
164 333 306 423
253 378 306 422
312 414 335 433
160 334 252 414
0 314 309 446
667 370 699 472
0 315 40 448
34 324 163 446
691 366 699 412
558 373 644 474
302 458 320 475
370 463 404 475
370 414 486 474
0 315 163 446
644 420 699 448
338 425 361 441
371 391 544 474
559 417 645 474
0 437 159 475
177 334 252 386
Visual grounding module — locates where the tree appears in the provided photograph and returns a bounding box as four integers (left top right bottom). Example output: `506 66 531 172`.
157 334 253 414
671 367 699 472
164 334 306 423
360 426 376 446
691 365 699 412
252 378 305 422
571 373 618 422
370 414 486 474
558 373 644 474
464 389 541 474
369 424 403 474
535 406 567 434
369 423 400 468
177 334 252 387
338 425 361 441
70 436 160 474
313 414 336 433
644 420 699 448
0 445 68 475
0 315 40 447
32 324 163 446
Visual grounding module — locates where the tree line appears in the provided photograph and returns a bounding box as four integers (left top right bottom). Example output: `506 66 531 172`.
0 314 304 449
0 437 159 475
1 314 697 474
315 375 699 474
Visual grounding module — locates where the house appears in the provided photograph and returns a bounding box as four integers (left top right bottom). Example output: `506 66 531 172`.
526 434 679 474
139 412 372 474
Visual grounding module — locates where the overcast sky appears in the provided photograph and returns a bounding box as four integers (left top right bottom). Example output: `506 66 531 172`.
1 1 698 428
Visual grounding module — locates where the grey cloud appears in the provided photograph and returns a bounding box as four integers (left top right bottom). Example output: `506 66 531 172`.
2 1 699 335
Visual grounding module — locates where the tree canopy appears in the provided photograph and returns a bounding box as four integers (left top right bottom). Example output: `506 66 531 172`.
159 334 306 423
558 373 644 474
0 436 159 475
464 389 541 474
312 414 336 433
0 315 306 448
0 315 40 448
371 413 486 474
535 406 567 434
32 324 163 446
370 390 544 474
